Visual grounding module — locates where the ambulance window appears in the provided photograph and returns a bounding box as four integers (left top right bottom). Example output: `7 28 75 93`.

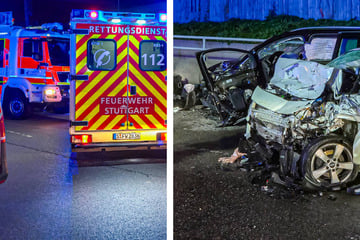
23 39 43 61
87 39 116 71
139 40 166 71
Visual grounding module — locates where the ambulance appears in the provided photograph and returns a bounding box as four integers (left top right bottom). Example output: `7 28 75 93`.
0 12 70 119
69 9 167 152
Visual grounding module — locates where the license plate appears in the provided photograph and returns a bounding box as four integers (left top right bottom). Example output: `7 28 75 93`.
113 132 141 140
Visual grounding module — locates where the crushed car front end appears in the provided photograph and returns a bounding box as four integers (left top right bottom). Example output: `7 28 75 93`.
246 55 360 189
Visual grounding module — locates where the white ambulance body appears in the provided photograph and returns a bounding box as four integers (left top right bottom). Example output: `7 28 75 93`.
69 9 167 152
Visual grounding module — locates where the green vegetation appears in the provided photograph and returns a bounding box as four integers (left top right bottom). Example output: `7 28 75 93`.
174 15 360 39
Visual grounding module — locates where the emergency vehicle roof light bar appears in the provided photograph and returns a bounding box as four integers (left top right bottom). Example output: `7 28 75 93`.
71 9 165 25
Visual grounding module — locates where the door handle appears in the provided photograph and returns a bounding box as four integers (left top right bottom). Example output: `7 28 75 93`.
130 86 136 95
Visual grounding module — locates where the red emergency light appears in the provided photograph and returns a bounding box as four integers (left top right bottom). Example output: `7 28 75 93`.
90 11 98 19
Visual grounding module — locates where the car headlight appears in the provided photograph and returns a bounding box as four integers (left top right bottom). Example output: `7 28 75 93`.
45 88 56 96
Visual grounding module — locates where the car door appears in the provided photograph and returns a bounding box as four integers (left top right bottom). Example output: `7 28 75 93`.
196 48 258 92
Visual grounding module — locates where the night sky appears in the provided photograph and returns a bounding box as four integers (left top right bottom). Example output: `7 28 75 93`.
0 0 166 27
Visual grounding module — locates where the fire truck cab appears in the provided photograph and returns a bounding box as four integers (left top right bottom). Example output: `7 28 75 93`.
0 12 70 119
69 9 167 152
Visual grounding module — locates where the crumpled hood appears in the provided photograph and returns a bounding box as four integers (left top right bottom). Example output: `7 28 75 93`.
251 86 312 115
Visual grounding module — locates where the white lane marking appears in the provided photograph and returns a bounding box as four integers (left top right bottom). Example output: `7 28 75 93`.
7 130 32 138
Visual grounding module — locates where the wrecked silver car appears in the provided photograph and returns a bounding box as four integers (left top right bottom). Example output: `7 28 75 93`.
196 27 360 126
246 49 360 189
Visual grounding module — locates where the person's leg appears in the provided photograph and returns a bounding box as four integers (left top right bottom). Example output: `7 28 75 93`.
218 138 247 163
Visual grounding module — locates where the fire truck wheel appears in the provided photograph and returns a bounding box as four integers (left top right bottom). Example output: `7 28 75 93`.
4 91 31 119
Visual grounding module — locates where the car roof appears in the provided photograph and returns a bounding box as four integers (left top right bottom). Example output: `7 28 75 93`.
291 26 360 32
252 26 360 53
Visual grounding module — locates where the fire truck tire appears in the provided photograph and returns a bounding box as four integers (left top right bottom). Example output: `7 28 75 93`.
4 91 31 119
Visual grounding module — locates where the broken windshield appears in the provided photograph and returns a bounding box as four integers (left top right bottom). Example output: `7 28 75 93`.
327 48 360 69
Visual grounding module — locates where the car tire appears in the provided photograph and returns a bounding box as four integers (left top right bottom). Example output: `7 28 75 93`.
4 91 31 119
300 136 359 190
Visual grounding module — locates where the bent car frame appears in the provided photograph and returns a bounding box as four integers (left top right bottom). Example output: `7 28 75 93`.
197 26 360 126
246 49 360 190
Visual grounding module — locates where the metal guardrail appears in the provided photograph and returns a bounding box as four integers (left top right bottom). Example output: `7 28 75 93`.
174 35 266 51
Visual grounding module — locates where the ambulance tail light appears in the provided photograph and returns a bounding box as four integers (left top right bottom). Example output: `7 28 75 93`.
159 13 167 23
71 135 92 144
157 132 167 142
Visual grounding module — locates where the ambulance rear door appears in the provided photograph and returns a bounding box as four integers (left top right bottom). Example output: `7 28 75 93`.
127 26 167 131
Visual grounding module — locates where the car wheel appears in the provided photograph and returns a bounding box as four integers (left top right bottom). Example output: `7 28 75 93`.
4 91 31 119
300 136 358 189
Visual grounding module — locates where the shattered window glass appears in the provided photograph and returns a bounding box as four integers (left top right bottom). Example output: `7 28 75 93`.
257 36 305 60
202 50 257 85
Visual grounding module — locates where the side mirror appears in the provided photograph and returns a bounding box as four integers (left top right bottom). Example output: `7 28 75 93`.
37 62 49 69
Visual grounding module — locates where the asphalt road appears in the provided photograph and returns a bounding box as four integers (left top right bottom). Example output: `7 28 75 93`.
174 107 360 240
0 112 166 240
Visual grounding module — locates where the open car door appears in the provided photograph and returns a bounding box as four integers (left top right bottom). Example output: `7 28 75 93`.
195 48 259 125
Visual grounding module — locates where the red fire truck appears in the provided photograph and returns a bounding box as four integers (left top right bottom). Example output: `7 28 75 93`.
0 12 70 119
69 9 167 152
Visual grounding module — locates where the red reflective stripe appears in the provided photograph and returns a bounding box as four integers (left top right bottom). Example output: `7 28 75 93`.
130 115 156 129
75 50 87 66
97 114 125 130
77 87 127 130
128 54 166 99
128 71 166 114
75 57 127 114
75 35 91 51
